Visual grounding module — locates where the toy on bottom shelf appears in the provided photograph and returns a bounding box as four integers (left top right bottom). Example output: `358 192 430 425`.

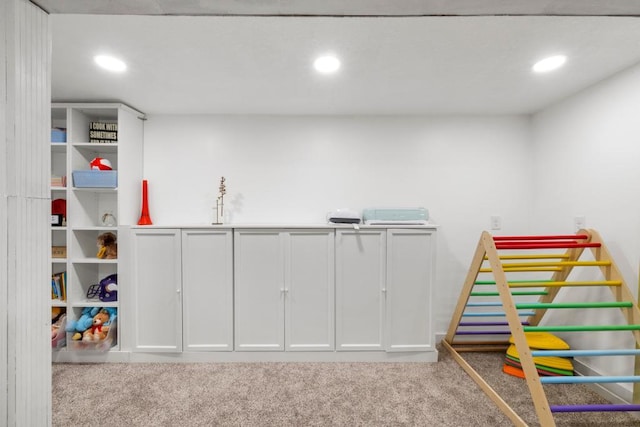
82 308 111 342
66 306 117 342
51 307 66 349
96 232 117 259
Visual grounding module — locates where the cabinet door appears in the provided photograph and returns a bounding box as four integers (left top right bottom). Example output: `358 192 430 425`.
285 230 335 351
385 229 435 352
335 229 386 351
234 230 284 351
131 229 182 352
182 230 233 351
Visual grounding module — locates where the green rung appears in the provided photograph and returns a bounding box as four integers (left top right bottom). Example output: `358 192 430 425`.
524 324 640 332
516 301 633 310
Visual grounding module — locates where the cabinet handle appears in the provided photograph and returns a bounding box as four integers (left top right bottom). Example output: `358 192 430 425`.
176 289 181 293
280 288 288 293
382 288 387 293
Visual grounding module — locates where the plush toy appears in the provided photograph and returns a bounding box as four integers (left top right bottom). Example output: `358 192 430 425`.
66 306 99 340
82 308 111 342
65 306 116 341
97 232 117 259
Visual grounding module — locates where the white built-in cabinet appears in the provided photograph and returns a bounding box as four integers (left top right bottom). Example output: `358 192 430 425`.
385 229 435 352
335 229 386 351
126 225 437 362
130 228 233 352
130 229 183 352
182 229 233 351
234 229 334 351
335 228 435 353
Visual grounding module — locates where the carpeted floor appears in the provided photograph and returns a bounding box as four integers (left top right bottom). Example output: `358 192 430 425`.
52 347 640 426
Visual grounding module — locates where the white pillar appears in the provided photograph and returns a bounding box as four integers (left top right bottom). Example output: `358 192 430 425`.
1 0 51 425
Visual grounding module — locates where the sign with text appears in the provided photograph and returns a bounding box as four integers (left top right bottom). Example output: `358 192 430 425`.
89 122 118 143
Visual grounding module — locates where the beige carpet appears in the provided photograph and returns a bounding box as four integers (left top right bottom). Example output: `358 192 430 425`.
52 347 640 426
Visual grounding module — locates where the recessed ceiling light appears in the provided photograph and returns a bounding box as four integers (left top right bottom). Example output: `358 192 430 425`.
94 55 127 72
314 55 340 74
532 55 567 73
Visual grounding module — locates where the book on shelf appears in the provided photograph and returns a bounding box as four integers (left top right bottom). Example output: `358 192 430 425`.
50 175 67 187
51 271 66 301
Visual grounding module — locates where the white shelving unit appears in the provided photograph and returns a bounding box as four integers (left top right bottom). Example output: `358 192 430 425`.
50 103 144 355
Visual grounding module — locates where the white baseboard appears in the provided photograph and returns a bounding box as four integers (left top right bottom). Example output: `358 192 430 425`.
53 349 439 363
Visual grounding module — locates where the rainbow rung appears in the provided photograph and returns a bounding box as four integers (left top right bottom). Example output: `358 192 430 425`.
541 376 640 384
524 324 640 332
532 349 640 357
550 404 640 413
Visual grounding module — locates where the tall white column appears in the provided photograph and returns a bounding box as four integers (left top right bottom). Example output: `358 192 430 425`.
1 0 51 425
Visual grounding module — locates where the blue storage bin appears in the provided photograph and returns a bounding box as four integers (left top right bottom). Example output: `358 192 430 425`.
72 170 117 188
51 128 67 143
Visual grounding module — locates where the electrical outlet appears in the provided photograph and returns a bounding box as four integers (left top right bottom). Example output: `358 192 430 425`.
574 216 586 231
490 215 502 230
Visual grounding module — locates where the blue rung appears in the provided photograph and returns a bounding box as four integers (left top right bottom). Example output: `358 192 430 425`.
532 349 640 357
541 376 640 384
466 302 504 307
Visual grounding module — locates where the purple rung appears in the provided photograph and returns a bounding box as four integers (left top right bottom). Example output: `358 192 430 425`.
458 321 530 327
551 404 640 413
456 330 511 335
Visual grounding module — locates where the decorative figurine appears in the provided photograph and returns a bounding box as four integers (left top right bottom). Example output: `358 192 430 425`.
214 176 226 224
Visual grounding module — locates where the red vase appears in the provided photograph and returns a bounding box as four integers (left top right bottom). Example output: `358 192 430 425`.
137 180 153 225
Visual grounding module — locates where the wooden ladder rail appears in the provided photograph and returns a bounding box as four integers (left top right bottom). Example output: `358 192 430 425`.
587 229 640 405
483 232 556 426
444 234 489 345
444 231 556 426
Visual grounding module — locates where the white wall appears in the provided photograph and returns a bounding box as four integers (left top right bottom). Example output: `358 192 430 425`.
532 61 640 397
144 114 534 332
144 62 640 398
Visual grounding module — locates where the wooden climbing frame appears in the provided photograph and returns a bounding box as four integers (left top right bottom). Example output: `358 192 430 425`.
444 229 640 426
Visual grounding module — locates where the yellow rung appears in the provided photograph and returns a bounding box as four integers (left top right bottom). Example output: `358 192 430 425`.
485 254 571 260
508 280 622 288
481 267 563 272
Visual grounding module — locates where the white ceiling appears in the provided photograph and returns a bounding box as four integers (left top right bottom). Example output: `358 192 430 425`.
49 11 640 115
31 0 640 16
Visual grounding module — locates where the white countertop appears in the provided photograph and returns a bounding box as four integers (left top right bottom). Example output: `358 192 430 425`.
130 223 439 230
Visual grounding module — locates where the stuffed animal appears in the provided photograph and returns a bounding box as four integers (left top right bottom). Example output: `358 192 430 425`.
97 232 117 259
66 306 99 340
65 307 117 341
82 308 111 342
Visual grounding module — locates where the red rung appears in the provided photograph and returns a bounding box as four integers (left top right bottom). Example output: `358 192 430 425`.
496 241 588 248
495 242 601 250
493 234 589 241
497 240 581 246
